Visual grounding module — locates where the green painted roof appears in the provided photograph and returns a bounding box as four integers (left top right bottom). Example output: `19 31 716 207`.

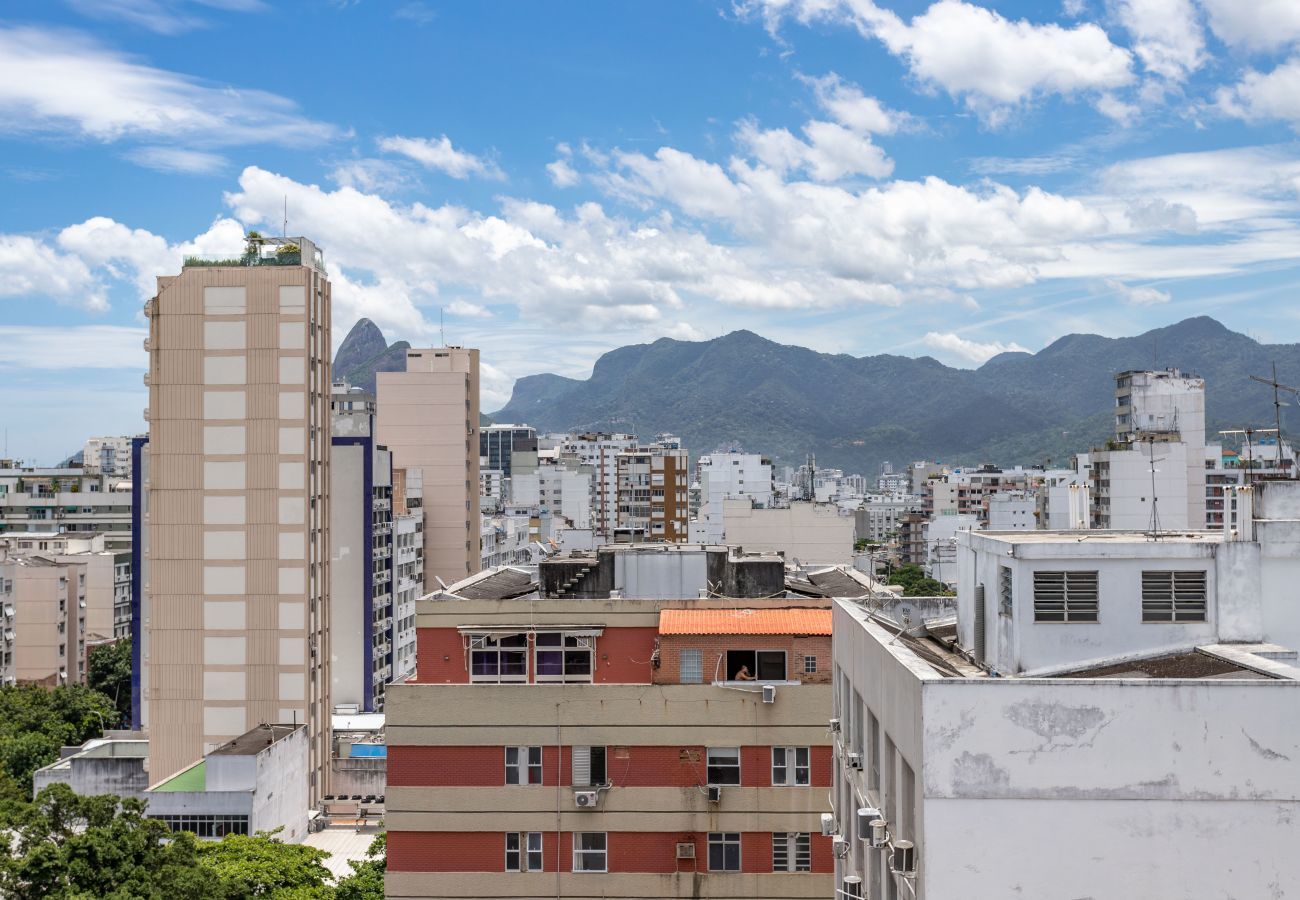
153 761 205 792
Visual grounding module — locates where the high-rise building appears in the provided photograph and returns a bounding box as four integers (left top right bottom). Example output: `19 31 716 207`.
139 236 332 799
0 531 131 643
616 442 689 542
82 436 137 478
0 466 133 543
557 433 639 541
479 424 536 478
0 555 87 686
377 347 481 585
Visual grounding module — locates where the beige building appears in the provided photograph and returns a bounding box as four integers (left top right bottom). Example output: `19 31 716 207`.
376 347 481 585
0 555 87 686
141 236 332 799
0 532 131 641
616 443 689 542
720 500 856 565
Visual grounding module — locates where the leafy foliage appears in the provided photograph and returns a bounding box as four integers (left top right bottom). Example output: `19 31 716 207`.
197 829 334 898
334 833 385 900
888 564 954 597
87 638 132 727
0 684 117 794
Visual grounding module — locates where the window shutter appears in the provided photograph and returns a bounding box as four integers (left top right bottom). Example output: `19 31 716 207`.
974 584 986 665
572 745 591 787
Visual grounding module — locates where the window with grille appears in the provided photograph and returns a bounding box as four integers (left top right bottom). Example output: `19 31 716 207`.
998 565 1013 616
772 832 811 872
708 832 741 872
504 746 543 785
572 832 607 872
706 747 741 785
771 747 810 786
535 632 594 682
1033 571 1099 622
1141 570 1207 622
679 648 703 683
803 654 817 674
505 832 543 871
468 633 528 682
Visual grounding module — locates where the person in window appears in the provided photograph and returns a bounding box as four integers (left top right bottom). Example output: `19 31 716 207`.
734 664 756 681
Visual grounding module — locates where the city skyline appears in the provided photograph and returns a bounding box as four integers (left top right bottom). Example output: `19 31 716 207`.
7 1 1300 462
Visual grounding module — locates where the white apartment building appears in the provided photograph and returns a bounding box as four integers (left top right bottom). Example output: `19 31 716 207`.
82 436 137 478
556 432 638 540
720 499 856 565
480 513 531 569
391 473 423 685
854 493 921 545
985 491 1035 530
828 480 1300 900
0 467 132 544
691 452 776 542
510 452 593 530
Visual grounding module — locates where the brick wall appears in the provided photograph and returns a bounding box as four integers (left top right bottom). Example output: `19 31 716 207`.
389 830 834 874
413 627 658 684
654 633 832 684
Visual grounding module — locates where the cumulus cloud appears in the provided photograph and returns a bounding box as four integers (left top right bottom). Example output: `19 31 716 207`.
377 135 505 180
0 235 106 311
1104 278 1170 304
1217 59 1300 131
1112 0 1204 81
0 325 148 369
922 331 1029 364
0 25 337 148
1200 0 1300 52
743 0 1133 123
446 299 493 318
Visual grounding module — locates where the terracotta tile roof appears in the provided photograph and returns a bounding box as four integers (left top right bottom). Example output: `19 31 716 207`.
658 608 832 636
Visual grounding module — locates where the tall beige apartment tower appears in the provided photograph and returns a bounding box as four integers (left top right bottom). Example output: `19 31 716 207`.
142 236 331 799
376 348 481 585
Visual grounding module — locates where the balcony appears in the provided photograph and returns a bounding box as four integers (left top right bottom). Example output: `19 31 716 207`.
372 498 391 512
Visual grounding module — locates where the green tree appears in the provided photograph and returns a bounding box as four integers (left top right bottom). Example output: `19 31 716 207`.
887 564 954 597
87 639 132 727
0 685 117 794
0 784 221 900
198 830 334 899
334 833 385 900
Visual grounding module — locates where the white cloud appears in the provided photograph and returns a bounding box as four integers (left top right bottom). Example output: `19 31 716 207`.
0 235 105 311
801 73 903 134
744 0 1133 123
736 117 894 181
547 157 581 187
922 331 1029 364
0 25 337 148
1217 59 1300 131
0 325 148 369
1200 0 1300 52
446 299 493 318
377 135 504 180
63 0 266 34
1112 0 1204 80
1095 92 1140 123
1104 278 1170 304
125 145 226 174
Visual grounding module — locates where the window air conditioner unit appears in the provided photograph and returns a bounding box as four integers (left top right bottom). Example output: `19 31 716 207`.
870 819 889 849
891 840 916 875
707 786 723 803
856 808 881 841
675 841 696 860
846 752 862 770
762 683 776 703
841 875 864 899
832 836 850 859
574 791 599 809
828 717 841 733
820 812 837 837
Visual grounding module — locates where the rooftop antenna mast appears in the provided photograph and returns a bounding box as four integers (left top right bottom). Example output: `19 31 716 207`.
1145 436 1167 541
282 196 288 238
1249 363 1300 477
440 307 445 346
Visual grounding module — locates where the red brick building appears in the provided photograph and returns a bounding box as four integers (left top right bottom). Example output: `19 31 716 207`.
385 545 854 899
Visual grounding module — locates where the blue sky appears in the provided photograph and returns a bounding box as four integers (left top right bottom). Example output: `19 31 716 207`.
4 0 1300 462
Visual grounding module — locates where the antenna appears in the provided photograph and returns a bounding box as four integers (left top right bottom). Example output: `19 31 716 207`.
1145 436 1167 540
1219 427 1279 486
1249 363 1299 477
440 307 445 347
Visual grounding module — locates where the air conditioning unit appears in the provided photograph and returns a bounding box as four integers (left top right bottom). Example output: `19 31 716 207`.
832 836 850 859
707 786 722 803
841 875 864 899
891 840 916 875
675 842 696 860
762 684 776 703
828 717 841 733
820 812 837 837
869 819 889 849
574 791 599 808
856 807 881 841
846 752 862 770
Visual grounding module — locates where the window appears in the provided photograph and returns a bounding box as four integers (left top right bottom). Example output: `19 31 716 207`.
867 712 880 791
152 814 249 838
998 565 1013 616
679 648 703 683
505 832 543 871
572 746 607 787
772 832 811 872
1032 571 1099 623
803 655 817 674
572 832 607 872
535 632 593 682
706 747 741 785
708 832 741 872
771 747 810 786
505 746 543 785
469 633 528 682
1141 570 1207 622
724 650 786 681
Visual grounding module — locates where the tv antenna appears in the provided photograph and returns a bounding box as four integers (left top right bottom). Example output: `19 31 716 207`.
1145 436 1167 540
1249 363 1299 477
1219 427 1279 486
282 196 288 238
440 307 445 346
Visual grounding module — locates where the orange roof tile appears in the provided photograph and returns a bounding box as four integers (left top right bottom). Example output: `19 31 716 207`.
658 608 832 636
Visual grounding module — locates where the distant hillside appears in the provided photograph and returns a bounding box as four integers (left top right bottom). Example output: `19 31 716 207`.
488 317 1300 472
332 318 410 393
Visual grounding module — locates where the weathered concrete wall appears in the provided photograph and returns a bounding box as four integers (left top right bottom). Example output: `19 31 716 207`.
252 725 309 842
331 757 386 796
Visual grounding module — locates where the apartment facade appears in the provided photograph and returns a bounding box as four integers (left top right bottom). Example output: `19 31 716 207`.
139 237 332 798
616 445 689 542
377 347 481 586
386 546 836 899
0 556 87 686
479 424 537 478
82 436 137 478
0 532 130 642
0 467 132 543
556 432 639 541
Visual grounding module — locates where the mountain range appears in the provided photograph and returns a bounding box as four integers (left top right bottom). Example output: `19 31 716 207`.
335 316 1300 473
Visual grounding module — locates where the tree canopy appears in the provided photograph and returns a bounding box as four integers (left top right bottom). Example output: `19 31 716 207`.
887 563 955 597
0 684 118 794
87 638 132 727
